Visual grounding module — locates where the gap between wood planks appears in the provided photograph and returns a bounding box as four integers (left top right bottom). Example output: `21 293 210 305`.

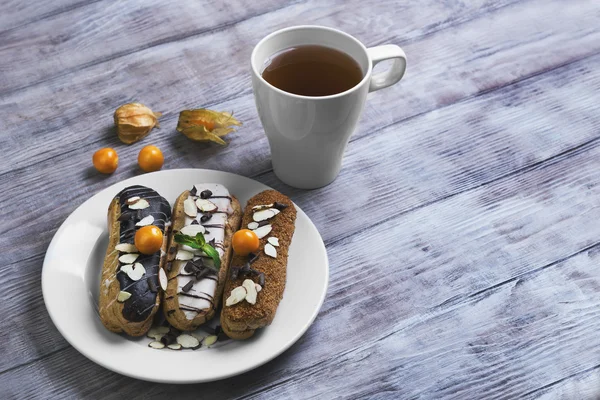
0 0 305 98
0 0 522 98
0 0 104 36
521 363 600 398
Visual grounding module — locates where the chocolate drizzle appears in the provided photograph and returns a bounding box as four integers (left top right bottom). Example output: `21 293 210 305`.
115 185 171 322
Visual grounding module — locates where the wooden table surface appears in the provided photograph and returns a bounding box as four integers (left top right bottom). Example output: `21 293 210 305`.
2 0 600 398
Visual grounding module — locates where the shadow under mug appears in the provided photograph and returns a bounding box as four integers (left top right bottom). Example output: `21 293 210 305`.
251 25 406 189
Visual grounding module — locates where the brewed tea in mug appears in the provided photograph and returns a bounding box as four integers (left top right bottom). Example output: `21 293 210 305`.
261 45 363 97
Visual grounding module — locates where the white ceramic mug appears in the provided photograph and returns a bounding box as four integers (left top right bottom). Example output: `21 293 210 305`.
251 26 407 189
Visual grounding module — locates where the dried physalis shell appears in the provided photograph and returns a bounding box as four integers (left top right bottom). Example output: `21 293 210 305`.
114 103 162 144
177 109 242 145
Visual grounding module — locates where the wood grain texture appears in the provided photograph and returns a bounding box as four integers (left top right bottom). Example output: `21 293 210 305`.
1 0 600 398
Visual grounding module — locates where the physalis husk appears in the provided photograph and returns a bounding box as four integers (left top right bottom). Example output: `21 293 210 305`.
176 109 242 145
114 103 162 144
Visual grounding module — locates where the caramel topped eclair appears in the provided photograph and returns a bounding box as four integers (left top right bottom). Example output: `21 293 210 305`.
221 190 296 340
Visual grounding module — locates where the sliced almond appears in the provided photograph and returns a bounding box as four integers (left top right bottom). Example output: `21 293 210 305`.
129 199 150 210
177 334 200 348
247 222 259 230
115 243 137 253
184 197 198 217
225 286 247 306
148 341 165 349
159 268 168 291
252 203 274 211
202 335 218 347
135 215 154 226
252 224 272 239
243 279 258 305
126 196 140 205
264 243 277 258
175 250 194 261
253 209 276 222
195 199 218 212
180 224 205 236
255 284 262 293
267 237 280 247
167 343 182 350
121 262 145 281
117 291 131 302
147 326 169 340
118 253 139 264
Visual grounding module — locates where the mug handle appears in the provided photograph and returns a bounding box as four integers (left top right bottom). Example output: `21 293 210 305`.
367 45 407 92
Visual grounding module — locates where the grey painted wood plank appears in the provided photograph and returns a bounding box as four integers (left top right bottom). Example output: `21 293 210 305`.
0 0 103 33
0 0 525 167
2 0 598 176
529 367 600 400
1 0 599 397
1 52 599 383
3 97 600 398
0 0 516 95
0 0 292 94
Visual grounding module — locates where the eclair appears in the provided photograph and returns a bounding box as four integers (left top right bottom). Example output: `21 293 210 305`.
98 185 171 337
163 184 242 331
220 190 296 339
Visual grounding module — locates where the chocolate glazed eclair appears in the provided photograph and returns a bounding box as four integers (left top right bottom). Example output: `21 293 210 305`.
99 185 171 337
221 190 296 340
163 184 242 331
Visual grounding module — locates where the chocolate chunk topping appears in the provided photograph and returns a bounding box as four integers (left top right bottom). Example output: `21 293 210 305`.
118 212 132 221
190 186 197 196
191 219 199 225
182 280 194 292
200 189 213 199
241 262 250 274
160 327 180 346
258 272 265 287
273 202 288 210
196 268 212 280
166 261 172 272
200 214 212 223
230 266 239 280
168 246 177 254
184 261 197 273
248 252 259 264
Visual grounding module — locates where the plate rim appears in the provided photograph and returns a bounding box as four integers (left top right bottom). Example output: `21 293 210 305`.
41 168 329 383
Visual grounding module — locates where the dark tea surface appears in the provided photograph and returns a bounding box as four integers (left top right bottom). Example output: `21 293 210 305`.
261 45 363 96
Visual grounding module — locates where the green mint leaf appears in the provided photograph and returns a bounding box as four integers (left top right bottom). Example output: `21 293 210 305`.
174 232 219 269
202 244 221 270
174 232 202 249
195 232 206 246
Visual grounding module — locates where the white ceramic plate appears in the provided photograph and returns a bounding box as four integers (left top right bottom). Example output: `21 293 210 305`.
42 169 328 383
